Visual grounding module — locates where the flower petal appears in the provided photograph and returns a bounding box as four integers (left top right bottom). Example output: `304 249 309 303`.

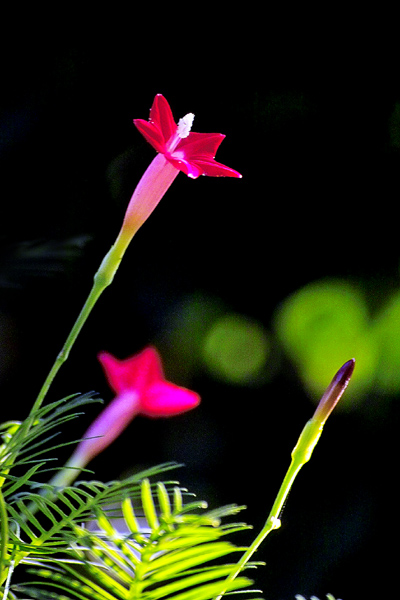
150 94 177 143
97 347 164 395
186 158 242 178
133 118 166 153
133 95 177 154
176 132 226 157
134 95 242 179
140 381 201 417
172 132 242 178
164 154 203 178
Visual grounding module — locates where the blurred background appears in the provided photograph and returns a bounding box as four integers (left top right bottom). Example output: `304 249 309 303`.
1 6 399 599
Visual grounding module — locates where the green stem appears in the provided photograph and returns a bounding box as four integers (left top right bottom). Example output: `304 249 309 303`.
217 418 323 599
0 489 9 584
30 234 130 419
19 238 130 515
29 152 179 419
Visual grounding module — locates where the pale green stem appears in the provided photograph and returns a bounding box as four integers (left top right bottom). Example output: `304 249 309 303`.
216 418 323 600
29 242 124 419
0 489 9 583
217 360 355 599
21 241 129 517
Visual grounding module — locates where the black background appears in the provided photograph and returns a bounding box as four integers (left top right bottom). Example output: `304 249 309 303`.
1 6 399 599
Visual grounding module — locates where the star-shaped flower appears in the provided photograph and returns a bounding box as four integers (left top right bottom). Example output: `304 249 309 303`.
134 94 242 179
65 347 200 471
97 346 200 417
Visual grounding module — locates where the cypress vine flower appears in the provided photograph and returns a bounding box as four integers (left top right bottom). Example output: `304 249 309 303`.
106 93 242 274
134 93 242 179
63 347 200 471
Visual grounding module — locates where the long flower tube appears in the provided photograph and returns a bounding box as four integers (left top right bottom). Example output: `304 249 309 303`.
216 359 355 600
30 94 241 418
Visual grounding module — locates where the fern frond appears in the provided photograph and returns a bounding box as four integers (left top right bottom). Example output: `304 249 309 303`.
7 466 178 550
0 392 102 496
15 478 260 600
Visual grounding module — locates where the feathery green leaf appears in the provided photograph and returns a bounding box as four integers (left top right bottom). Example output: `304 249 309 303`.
14 477 259 600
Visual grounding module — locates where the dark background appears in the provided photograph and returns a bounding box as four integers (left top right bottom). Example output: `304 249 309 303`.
1 7 399 599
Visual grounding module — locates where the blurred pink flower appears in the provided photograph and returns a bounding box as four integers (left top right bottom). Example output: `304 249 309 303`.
97 346 200 417
67 347 200 469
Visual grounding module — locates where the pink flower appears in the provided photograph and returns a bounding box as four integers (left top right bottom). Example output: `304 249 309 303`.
103 94 242 270
134 94 242 179
66 347 200 470
97 347 200 417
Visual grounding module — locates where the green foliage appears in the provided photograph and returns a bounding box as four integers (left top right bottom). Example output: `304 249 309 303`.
6 467 176 558
274 275 400 403
0 393 94 591
0 392 102 495
15 479 258 600
273 278 374 401
0 393 174 592
0 394 257 600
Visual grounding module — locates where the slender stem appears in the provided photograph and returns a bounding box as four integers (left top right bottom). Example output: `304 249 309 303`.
218 362 357 599
30 283 103 416
30 236 129 419
0 489 9 583
29 154 179 419
20 240 129 519
216 418 324 599
222 455 305 588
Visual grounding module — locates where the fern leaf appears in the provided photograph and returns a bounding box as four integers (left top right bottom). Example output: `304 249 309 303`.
0 463 46 496
15 477 258 600
0 392 102 497
6 467 179 562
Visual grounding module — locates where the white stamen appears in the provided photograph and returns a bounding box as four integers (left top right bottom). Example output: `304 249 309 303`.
177 113 194 138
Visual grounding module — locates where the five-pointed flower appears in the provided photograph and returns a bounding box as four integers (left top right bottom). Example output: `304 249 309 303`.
97 346 200 418
60 347 200 475
134 94 242 179
100 93 242 278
